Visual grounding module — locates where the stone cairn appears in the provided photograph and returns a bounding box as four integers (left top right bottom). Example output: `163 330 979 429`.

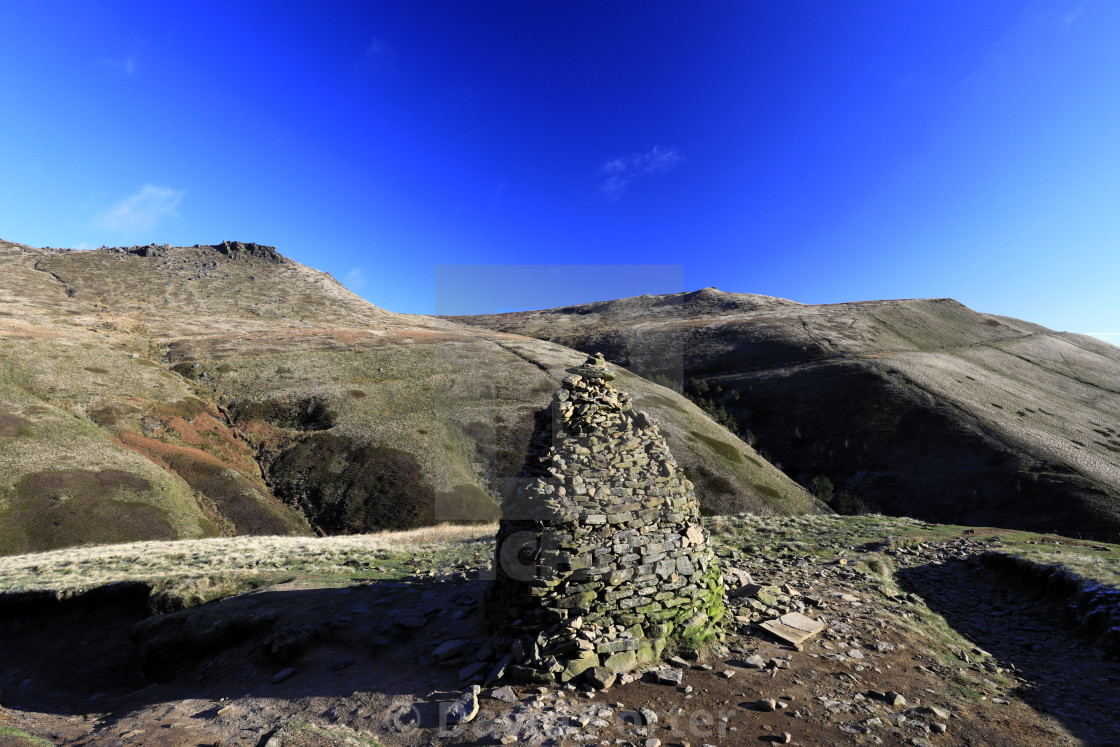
484 353 724 684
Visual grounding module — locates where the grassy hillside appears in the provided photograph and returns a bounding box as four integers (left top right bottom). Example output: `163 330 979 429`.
0 241 822 555
451 289 1120 539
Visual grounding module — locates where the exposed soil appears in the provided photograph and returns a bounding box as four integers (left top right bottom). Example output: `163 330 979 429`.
2 533 1116 747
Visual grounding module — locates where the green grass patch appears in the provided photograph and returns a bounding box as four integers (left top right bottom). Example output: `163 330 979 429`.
435 484 500 522
267 720 387 747
754 483 782 500
690 431 743 463
0 726 54 747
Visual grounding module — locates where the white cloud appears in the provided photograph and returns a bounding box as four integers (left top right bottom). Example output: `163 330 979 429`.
102 54 137 76
598 146 684 200
1086 332 1120 342
344 267 367 289
96 185 184 233
1063 6 1083 28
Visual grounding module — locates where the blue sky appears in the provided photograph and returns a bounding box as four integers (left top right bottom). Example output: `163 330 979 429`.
2 1 1117 342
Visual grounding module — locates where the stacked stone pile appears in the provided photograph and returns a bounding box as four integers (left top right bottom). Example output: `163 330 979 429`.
484 353 724 682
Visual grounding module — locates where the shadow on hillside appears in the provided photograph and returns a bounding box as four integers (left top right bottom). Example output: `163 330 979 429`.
896 559 1120 746
0 574 497 742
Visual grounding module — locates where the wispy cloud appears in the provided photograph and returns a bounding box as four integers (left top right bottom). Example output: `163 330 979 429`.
96 184 184 233
1063 6 1084 28
365 37 391 58
356 35 395 76
102 54 137 77
1086 332 1120 342
598 146 684 200
344 267 367 289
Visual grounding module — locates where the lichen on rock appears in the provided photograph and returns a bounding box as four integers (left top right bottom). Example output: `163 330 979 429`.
484 353 724 682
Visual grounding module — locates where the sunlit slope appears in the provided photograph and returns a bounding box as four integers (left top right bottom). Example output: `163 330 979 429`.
0 242 822 555
452 289 1120 537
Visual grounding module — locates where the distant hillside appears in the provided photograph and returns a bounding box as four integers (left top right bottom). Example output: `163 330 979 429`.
0 242 822 555
451 288 1120 539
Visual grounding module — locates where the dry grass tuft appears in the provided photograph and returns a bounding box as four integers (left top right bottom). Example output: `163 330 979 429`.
0 522 497 594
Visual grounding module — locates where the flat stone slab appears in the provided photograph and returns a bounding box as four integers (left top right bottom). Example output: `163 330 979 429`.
759 612 825 646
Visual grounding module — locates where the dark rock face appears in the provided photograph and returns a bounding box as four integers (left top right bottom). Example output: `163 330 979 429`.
214 240 285 263
485 354 724 682
102 240 284 263
453 291 1120 540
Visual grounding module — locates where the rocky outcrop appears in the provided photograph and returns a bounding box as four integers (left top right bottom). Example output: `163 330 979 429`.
215 240 285 263
485 354 724 682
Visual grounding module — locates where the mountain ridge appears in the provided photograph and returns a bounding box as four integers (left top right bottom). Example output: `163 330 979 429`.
450 288 1120 539
0 241 821 556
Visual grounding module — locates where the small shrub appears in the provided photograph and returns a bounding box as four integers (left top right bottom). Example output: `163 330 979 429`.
831 492 869 515
171 362 201 380
808 475 834 502
649 373 683 393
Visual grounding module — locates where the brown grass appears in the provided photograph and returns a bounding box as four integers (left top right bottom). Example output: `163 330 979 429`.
118 431 308 536
0 523 497 593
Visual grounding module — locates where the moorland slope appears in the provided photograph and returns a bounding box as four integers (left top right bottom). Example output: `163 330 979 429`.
0 241 821 555
451 288 1120 538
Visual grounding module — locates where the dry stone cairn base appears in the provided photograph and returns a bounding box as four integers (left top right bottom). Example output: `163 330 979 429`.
485 353 725 683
